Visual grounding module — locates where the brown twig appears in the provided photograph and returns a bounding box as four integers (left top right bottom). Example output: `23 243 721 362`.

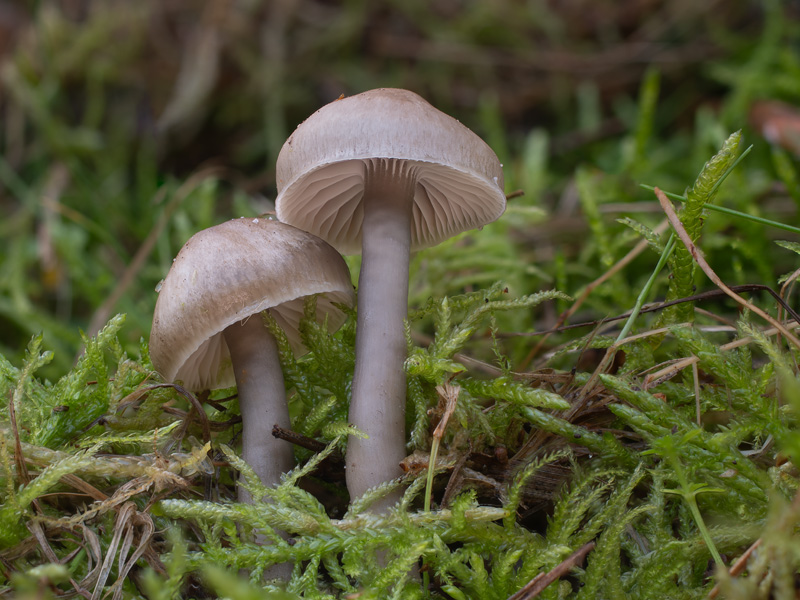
707 462 800 597
707 538 762 599
506 284 800 338
271 425 326 453
507 541 596 600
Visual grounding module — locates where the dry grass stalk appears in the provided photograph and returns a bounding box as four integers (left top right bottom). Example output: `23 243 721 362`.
655 187 800 349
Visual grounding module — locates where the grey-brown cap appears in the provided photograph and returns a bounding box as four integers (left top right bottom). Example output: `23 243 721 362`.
149 218 354 391
275 88 506 254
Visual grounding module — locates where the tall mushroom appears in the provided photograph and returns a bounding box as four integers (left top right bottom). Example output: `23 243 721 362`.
149 217 354 502
275 88 505 510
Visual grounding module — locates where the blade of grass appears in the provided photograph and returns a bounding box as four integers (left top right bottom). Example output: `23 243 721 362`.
615 234 677 344
639 183 800 236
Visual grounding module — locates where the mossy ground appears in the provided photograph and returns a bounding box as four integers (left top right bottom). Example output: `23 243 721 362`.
2 1 800 598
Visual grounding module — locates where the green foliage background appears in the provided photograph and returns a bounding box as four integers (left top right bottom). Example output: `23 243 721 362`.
2 0 800 598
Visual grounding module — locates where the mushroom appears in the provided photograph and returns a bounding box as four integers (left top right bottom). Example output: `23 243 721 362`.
275 88 505 510
149 217 354 502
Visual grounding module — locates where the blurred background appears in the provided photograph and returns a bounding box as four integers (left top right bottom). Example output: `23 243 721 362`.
1 0 799 378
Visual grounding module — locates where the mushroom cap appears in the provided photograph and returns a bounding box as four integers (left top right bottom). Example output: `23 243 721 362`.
275 88 506 255
149 218 354 391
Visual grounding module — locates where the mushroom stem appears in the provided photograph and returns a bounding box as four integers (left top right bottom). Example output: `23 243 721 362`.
347 159 415 510
223 312 293 503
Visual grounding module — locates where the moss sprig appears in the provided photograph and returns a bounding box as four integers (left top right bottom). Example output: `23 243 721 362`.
660 131 742 324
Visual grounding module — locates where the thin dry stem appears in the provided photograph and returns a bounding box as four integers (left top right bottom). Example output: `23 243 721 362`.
655 187 800 349
433 384 460 440
643 322 800 389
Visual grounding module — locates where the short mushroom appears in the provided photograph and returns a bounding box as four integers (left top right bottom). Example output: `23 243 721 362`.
149 217 354 502
275 88 505 510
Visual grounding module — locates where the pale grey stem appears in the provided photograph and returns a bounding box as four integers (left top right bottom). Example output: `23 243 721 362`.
223 313 293 503
346 159 415 512
224 313 294 580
